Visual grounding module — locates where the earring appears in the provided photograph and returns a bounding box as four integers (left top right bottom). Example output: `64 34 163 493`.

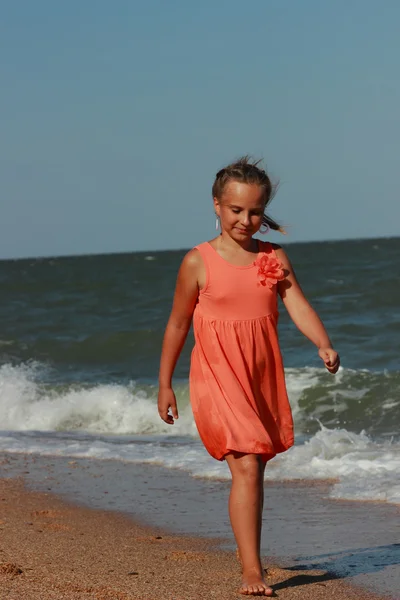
259 223 270 235
215 216 220 230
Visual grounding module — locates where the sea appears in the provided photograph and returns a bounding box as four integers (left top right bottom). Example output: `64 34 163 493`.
0 236 399 506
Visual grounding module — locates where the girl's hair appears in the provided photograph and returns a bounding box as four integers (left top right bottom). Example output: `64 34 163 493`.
212 156 284 233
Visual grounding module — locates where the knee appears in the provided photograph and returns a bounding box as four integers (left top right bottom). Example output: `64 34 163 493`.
231 454 264 486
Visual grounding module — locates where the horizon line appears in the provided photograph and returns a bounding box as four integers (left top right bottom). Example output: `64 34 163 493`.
0 233 398 263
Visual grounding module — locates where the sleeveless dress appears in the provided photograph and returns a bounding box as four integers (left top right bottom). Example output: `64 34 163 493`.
189 241 294 462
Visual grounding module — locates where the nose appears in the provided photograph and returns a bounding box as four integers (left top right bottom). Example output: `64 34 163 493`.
241 213 250 227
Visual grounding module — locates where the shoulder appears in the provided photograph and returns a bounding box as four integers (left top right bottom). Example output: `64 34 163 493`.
182 239 218 265
180 248 202 270
179 245 208 275
177 247 207 290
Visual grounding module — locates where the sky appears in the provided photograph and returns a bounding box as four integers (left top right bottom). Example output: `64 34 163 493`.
1 0 399 259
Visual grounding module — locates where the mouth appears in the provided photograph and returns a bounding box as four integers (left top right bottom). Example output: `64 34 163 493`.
235 228 251 234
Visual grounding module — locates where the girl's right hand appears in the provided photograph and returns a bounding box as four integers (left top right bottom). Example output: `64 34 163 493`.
158 386 179 424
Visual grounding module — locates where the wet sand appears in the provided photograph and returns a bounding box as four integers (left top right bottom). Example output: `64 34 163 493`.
1 453 397 600
0 476 391 600
2 452 399 597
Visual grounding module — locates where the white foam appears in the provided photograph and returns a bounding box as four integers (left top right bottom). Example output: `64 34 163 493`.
2 423 399 504
0 363 197 436
267 426 400 504
283 367 323 422
382 400 399 410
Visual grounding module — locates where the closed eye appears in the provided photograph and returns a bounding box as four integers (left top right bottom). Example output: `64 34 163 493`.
230 207 263 216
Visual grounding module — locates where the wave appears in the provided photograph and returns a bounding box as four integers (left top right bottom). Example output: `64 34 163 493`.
0 362 399 505
0 363 399 437
0 362 195 436
0 363 400 503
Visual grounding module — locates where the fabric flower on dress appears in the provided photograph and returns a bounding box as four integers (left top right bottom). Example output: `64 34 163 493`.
255 254 285 288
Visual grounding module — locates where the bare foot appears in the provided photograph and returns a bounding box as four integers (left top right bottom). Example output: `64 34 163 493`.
240 571 273 596
236 549 269 578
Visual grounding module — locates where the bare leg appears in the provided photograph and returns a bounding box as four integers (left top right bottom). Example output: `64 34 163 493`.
225 453 272 596
237 461 267 569
259 461 266 559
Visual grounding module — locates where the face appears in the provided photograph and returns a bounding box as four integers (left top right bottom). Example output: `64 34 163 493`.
214 181 265 241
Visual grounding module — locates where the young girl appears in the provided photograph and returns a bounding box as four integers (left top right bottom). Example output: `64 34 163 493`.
158 157 340 597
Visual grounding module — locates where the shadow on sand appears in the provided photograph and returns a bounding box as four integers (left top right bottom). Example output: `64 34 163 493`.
271 543 400 593
290 543 400 577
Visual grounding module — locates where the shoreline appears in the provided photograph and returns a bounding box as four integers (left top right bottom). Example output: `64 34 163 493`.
0 476 391 600
1 452 398 599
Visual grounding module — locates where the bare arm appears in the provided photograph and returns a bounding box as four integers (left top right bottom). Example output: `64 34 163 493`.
158 249 202 422
275 246 340 373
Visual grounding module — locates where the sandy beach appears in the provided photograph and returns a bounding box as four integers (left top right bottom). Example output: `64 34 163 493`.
0 461 396 600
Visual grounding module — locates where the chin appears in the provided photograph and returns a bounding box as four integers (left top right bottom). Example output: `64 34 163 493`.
232 229 253 238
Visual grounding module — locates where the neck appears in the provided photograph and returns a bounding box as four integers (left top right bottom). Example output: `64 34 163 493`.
219 233 256 252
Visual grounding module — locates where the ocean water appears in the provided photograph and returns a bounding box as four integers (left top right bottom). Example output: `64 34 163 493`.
0 237 399 505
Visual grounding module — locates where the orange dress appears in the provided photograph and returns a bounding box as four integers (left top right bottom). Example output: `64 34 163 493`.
189 241 294 462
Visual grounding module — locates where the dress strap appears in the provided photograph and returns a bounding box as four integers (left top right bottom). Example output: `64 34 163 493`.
193 242 213 294
258 240 279 259
193 242 215 263
258 240 272 253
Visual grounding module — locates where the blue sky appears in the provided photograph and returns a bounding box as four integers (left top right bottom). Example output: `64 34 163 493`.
1 1 399 258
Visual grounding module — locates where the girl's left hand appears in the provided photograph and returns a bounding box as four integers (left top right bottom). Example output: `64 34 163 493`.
318 348 340 374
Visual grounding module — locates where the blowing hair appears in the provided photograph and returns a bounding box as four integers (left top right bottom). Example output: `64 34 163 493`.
212 156 284 233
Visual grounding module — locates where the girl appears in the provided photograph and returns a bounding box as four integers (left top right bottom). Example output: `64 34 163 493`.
158 157 340 597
